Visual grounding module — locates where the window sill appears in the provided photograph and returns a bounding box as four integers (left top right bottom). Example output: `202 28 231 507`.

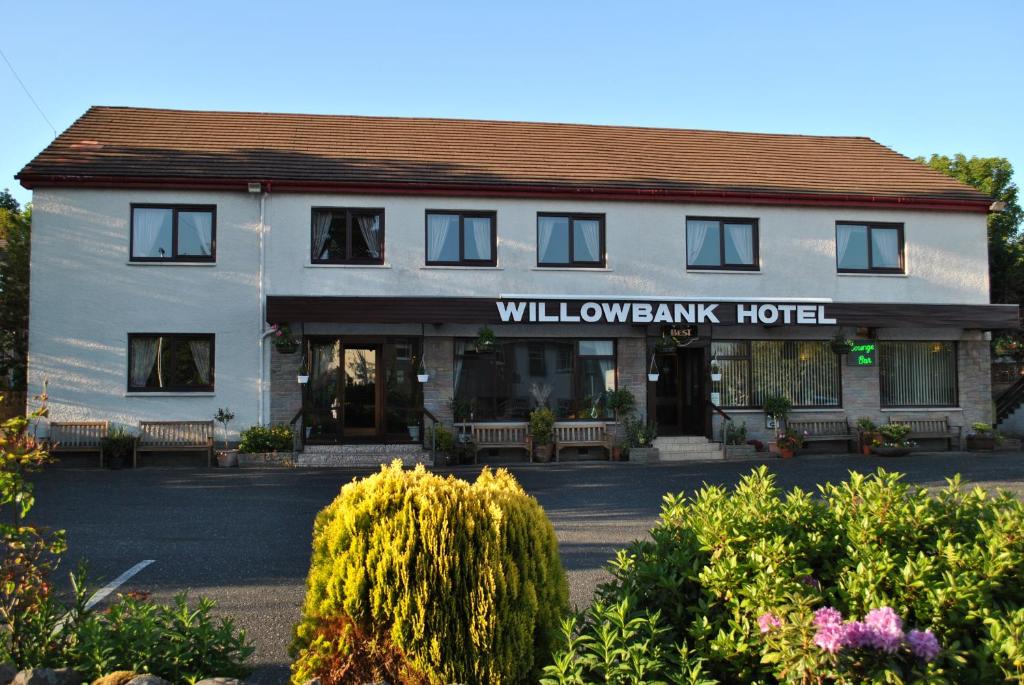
880 407 962 412
530 267 613 272
420 265 504 270
125 261 216 267
125 392 216 397
686 269 761 275
304 263 392 269
837 272 908 278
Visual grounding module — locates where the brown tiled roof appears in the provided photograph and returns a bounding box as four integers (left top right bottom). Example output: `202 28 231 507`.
17 106 991 211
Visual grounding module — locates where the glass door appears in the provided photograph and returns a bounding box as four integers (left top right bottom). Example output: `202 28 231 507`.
342 345 380 436
306 339 341 442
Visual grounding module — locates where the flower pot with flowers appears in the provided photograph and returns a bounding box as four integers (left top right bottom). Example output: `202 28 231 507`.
855 416 880 456
272 324 299 354
775 428 802 458
967 422 1002 451
870 422 914 457
830 333 854 355
529 406 556 462
214 407 237 467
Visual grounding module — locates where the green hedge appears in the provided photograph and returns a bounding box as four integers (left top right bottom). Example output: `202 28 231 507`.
237 424 292 453
291 462 568 684
543 467 1024 684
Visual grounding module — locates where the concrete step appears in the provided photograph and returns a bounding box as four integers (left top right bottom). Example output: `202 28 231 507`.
297 443 430 468
653 435 711 445
654 442 723 453
659 448 725 462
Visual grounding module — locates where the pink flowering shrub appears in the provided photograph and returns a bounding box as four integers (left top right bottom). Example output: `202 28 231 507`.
543 466 1024 684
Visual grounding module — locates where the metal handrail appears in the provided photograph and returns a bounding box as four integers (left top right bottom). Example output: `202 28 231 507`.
709 402 732 422
996 376 1024 424
420 407 440 465
289 409 304 452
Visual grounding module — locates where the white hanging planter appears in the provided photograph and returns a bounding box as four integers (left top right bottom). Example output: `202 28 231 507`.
647 372 660 382
710 372 722 382
297 374 309 384
417 373 430 383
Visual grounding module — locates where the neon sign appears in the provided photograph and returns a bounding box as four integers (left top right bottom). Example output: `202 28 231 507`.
848 340 876 367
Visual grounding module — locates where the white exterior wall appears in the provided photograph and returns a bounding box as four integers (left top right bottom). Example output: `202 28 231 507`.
27 187 991 433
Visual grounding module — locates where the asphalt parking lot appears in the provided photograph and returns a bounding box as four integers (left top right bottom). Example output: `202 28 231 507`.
29 451 1024 684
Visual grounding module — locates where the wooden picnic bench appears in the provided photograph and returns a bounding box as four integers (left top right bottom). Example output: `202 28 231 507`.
134 420 214 467
554 421 614 461
466 422 532 463
888 417 962 451
47 420 109 467
788 418 855 452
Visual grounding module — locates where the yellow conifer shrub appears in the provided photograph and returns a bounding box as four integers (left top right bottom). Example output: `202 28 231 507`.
291 461 568 685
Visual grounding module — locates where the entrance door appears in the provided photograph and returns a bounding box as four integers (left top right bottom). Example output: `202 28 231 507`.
341 345 380 436
305 340 382 442
653 346 707 436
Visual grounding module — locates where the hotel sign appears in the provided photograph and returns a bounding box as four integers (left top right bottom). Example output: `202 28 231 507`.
496 300 837 325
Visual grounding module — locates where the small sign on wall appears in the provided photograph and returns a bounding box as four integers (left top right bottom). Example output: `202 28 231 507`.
710 391 721 406
847 340 877 367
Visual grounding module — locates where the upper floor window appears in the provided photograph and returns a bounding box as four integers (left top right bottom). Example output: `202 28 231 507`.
425 211 497 266
128 333 214 392
537 213 605 267
130 205 215 262
311 208 384 264
686 217 758 270
836 222 904 273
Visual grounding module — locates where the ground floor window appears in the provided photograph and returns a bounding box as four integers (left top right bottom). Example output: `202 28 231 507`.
711 340 840 408
455 339 615 420
128 334 214 392
879 341 957 407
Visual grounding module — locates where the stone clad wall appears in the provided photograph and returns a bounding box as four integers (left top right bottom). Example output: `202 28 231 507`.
269 341 302 427
617 338 648 420
422 337 454 425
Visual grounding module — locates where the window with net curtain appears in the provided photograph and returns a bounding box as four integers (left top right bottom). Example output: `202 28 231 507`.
686 218 757 269
454 339 615 420
537 214 604 267
879 341 957 407
711 340 840 408
311 208 384 264
425 211 496 265
131 206 214 261
128 334 214 391
836 222 903 272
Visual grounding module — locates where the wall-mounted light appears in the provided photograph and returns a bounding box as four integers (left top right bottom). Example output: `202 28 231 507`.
247 182 262 193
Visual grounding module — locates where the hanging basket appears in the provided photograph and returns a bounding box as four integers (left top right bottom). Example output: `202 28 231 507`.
710 372 722 382
647 372 660 382
417 373 430 383
297 374 309 384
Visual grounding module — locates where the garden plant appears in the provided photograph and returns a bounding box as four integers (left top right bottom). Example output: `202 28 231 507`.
237 424 294 453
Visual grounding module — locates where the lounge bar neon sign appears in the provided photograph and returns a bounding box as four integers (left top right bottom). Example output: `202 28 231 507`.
848 340 876 366
496 300 837 325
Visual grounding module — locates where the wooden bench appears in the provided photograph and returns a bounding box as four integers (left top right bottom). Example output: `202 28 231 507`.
467 422 532 463
788 418 855 452
888 417 962 451
134 420 214 467
554 421 614 461
48 421 108 467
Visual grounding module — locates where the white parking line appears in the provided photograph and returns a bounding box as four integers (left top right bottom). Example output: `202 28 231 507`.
84 559 155 610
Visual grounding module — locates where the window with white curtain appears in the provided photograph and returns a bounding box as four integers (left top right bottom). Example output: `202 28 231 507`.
311 208 384 264
537 214 605 267
425 211 496 265
836 222 904 273
127 333 214 392
130 205 215 262
879 341 957 407
685 217 758 270
710 340 840 408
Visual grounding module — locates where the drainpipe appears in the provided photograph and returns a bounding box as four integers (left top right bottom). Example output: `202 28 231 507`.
255 185 270 426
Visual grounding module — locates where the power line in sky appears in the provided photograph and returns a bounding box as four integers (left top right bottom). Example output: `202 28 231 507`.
0 44 57 138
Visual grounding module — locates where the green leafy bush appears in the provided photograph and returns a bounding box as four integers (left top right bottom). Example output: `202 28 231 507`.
545 467 1024 684
67 591 254 681
291 462 568 685
237 424 293 453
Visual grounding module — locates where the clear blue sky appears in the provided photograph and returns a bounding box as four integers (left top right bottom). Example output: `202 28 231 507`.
2 0 1021 207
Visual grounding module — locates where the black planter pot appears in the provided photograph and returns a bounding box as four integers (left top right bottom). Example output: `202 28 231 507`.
107 451 128 469
967 436 995 451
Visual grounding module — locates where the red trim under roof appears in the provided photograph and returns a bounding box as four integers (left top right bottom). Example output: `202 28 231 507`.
16 174 993 212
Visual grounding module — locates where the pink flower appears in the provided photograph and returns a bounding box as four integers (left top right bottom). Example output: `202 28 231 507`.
907 629 940 662
813 607 843 628
814 624 845 653
864 607 904 653
840 620 872 649
276 330 283 337
757 612 782 634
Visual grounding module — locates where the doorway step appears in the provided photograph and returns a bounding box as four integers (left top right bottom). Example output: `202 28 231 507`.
652 436 724 461
296 443 431 468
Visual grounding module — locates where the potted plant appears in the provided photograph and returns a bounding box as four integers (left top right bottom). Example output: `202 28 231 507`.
272 324 299 354
623 415 659 463
655 334 680 353
967 422 1001 451
775 428 802 458
710 359 722 382
475 325 496 353
450 398 473 443
529 406 555 462
427 423 457 465
101 426 135 470
214 407 237 467
870 422 914 457
721 420 754 458
407 411 421 442
605 388 636 459
855 416 879 456
830 334 854 355
416 357 429 383
647 355 660 383
762 393 792 432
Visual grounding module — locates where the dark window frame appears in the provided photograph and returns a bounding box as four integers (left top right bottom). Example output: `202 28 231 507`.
878 340 959 408
536 212 606 268
424 210 498 266
685 216 760 271
129 204 217 263
311 207 386 265
127 333 215 393
712 339 843 410
835 221 905 274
